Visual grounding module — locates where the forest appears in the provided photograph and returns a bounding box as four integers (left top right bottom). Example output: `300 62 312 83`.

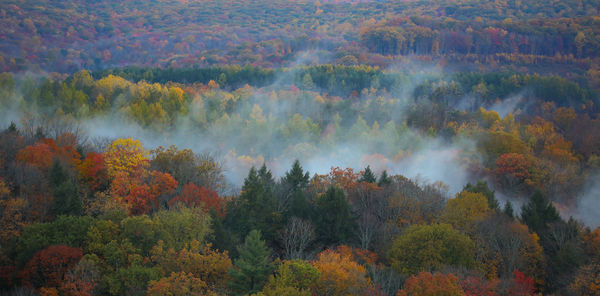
1 0 600 296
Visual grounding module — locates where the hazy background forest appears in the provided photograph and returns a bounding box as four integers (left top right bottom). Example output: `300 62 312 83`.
0 0 599 295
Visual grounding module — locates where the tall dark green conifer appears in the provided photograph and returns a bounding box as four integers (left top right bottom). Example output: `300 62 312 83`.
521 191 561 233
49 159 82 217
359 165 377 183
314 186 356 246
225 165 281 247
281 160 312 220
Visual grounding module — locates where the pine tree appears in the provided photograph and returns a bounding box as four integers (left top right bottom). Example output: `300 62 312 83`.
521 191 561 233
281 160 312 220
359 165 376 183
229 230 273 294
282 160 310 191
49 159 82 217
504 200 515 219
225 166 280 247
377 170 391 187
314 186 356 246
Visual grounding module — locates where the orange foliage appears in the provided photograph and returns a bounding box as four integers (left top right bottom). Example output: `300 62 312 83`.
111 170 177 215
494 153 531 181
169 183 224 216
77 152 108 191
335 245 377 265
313 249 370 295
16 138 80 170
397 272 465 296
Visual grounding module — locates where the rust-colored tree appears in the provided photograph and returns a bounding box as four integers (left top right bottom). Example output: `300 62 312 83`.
396 272 465 296
20 245 83 289
169 182 224 216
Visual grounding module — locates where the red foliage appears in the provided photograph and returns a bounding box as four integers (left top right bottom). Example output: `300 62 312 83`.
494 153 531 181
169 183 224 216
508 269 536 296
112 170 177 215
16 138 81 170
77 152 109 191
20 245 83 289
460 276 498 296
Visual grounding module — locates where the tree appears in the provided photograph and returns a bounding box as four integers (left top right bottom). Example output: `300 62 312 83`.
146 272 213 296
441 191 490 231
494 153 531 191
314 186 356 246
77 152 109 192
473 215 546 286
229 230 273 295
169 183 224 216
397 272 465 296
225 166 280 245
149 240 232 292
377 170 391 187
388 224 475 274
104 138 149 179
313 249 370 296
152 206 212 251
261 260 320 296
463 181 499 210
279 160 311 218
504 201 515 219
60 257 100 296
20 245 83 289
280 217 315 260
49 160 82 217
506 269 536 296
568 263 600 296
520 191 561 234
359 166 377 183
150 145 225 193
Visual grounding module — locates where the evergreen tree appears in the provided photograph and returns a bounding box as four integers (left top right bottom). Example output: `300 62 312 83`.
229 230 273 295
225 166 280 247
521 191 561 233
282 160 310 191
503 200 515 219
377 170 391 187
49 160 82 217
463 181 499 210
314 186 356 246
281 160 312 220
359 165 376 183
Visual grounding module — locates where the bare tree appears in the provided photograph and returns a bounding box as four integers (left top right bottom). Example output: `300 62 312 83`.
280 216 315 260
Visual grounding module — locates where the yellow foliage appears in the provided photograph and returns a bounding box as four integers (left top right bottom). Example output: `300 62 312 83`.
104 138 149 178
441 191 490 231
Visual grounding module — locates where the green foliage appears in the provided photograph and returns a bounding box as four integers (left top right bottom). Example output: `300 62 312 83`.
314 186 357 246
225 166 281 246
15 215 94 266
463 181 499 210
388 223 475 274
152 205 212 251
49 159 82 217
229 230 274 295
104 263 161 296
359 165 377 184
521 191 562 234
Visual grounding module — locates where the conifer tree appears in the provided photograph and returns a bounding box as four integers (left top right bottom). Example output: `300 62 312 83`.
229 230 273 294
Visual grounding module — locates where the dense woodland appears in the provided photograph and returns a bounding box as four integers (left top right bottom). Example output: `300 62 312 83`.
1 0 600 295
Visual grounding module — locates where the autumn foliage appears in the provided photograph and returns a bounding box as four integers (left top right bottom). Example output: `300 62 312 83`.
20 245 83 289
